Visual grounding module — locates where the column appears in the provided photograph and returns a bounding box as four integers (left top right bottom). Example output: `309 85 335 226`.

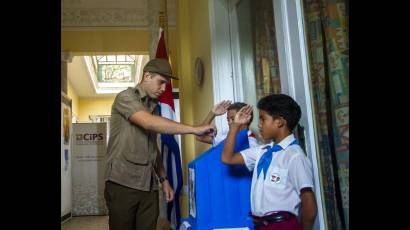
61 52 73 94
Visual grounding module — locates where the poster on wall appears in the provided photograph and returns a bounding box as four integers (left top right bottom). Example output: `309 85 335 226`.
189 168 196 218
64 149 69 171
72 123 108 216
61 94 72 220
63 106 70 145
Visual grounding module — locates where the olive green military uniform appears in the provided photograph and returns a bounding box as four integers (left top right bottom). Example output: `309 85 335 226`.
104 85 160 230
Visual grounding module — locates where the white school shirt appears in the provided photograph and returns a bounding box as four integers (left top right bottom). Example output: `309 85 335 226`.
240 134 314 216
213 130 259 148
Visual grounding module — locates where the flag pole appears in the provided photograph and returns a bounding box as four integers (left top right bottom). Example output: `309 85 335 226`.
159 0 169 58
157 2 183 229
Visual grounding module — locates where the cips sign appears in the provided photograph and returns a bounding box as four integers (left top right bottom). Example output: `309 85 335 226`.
76 133 104 145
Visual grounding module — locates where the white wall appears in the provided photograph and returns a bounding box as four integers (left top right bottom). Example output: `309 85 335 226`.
61 101 72 219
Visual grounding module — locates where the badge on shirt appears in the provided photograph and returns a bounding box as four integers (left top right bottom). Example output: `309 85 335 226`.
271 173 281 184
267 167 288 189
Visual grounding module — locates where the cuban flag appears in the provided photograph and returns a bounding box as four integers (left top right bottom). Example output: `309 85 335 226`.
156 28 183 230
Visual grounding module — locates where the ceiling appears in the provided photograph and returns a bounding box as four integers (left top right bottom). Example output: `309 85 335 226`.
68 56 104 98
62 0 176 29
63 0 176 98
68 55 149 98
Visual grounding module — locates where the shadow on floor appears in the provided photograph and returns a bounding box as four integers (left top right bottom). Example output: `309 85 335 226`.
61 215 171 230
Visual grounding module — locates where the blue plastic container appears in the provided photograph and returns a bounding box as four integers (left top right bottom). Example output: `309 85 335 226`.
186 129 254 229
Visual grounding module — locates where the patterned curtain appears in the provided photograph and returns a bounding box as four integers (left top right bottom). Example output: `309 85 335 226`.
251 0 281 100
303 0 349 229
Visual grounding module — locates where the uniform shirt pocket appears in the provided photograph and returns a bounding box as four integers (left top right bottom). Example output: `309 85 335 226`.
266 166 288 190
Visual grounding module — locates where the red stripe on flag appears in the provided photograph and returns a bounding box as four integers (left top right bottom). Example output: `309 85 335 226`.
160 83 175 111
156 29 168 59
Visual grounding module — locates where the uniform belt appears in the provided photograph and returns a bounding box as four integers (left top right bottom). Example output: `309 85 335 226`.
251 211 295 227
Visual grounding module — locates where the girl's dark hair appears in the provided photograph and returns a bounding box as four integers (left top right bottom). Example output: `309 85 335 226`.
228 102 253 125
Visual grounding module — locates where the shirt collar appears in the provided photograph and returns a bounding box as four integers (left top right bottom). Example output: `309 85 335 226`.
264 134 296 150
134 85 148 99
134 85 158 104
276 134 296 149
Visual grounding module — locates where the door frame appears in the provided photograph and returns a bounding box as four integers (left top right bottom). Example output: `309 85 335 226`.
272 0 326 229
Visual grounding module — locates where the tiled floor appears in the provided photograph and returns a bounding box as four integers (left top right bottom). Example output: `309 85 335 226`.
61 215 108 230
61 215 170 230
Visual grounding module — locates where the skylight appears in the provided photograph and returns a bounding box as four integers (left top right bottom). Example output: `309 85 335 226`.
84 55 149 94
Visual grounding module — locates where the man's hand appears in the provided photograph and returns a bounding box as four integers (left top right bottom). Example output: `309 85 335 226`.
194 125 216 137
162 180 174 202
211 100 232 116
234 105 252 125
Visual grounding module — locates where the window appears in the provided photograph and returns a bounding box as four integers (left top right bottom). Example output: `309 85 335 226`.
84 55 150 94
95 55 136 83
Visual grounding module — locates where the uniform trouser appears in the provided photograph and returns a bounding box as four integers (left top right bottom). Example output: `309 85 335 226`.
104 181 159 230
254 216 302 230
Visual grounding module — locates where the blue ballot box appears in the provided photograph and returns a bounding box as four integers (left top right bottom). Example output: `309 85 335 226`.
186 129 254 230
